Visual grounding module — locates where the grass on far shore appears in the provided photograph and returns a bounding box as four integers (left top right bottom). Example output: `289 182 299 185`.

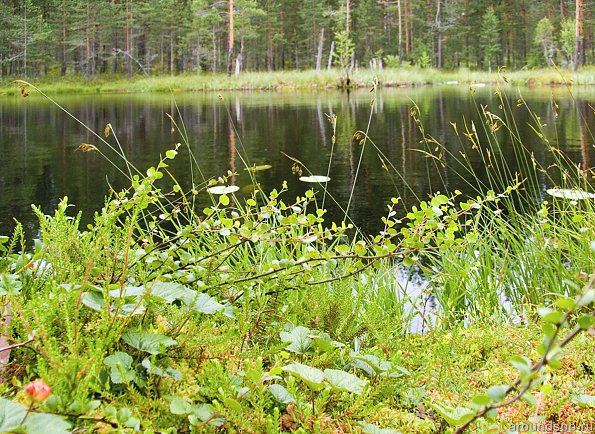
1 66 594 95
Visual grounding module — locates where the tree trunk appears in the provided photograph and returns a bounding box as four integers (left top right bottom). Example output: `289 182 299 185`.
574 0 584 70
227 0 234 76
397 0 402 60
235 37 244 76
560 0 567 19
212 26 217 74
328 40 334 70
125 0 132 78
60 20 67 76
346 0 351 37
170 30 175 76
316 28 324 71
435 0 442 68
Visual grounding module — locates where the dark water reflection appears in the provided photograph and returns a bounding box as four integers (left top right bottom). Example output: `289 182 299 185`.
0 86 593 240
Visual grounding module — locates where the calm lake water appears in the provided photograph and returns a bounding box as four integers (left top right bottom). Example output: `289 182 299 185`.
0 86 593 240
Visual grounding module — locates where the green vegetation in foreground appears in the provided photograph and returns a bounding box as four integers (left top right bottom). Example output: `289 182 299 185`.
2 66 595 95
0 81 593 433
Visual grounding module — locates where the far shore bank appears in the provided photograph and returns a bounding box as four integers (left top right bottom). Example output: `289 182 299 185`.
1 66 593 96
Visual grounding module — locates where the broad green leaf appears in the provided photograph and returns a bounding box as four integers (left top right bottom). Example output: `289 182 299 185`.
578 314 593 330
487 385 508 402
183 292 224 315
268 384 295 405
324 369 367 395
150 281 194 303
117 303 146 317
0 398 26 432
282 363 325 391
280 326 312 354
522 393 537 406
555 298 575 311
472 394 491 406
109 286 146 299
351 353 383 374
334 244 350 255
142 358 182 380
104 352 136 384
0 274 21 296
510 356 532 376
571 394 595 407
189 404 226 427
358 421 400 434
169 397 193 415
577 289 594 307
427 402 475 426
81 291 104 311
122 331 177 355
219 194 230 206
222 397 242 413
23 412 72 434
351 358 377 377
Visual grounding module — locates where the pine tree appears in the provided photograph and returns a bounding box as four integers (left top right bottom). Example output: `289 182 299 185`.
479 6 500 72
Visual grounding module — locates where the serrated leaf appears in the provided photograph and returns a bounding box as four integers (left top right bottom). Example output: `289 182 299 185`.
324 369 367 395
0 274 21 296
122 331 177 355
268 384 295 404
282 363 325 391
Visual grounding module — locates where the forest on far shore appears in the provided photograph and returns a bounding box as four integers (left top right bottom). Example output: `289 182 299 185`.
0 0 592 79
